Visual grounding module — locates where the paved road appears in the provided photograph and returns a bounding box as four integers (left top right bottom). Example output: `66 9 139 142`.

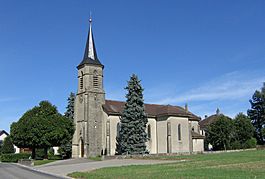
35 158 176 176
0 163 66 179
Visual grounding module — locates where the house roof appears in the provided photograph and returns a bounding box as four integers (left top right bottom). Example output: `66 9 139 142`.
103 100 200 121
0 130 9 136
78 18 103 69
191 131 205 139
199 113 231 130
199 114 219 130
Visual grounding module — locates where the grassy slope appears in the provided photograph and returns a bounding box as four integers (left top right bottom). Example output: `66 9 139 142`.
69 150 265 179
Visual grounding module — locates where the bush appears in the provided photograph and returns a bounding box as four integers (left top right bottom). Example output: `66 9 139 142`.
0 153 31 162
48 154 61 160
243 138 257 149
2 136 15 154
36 148 45 160
58 143 72 159
48 147 54 155
231 141 241 150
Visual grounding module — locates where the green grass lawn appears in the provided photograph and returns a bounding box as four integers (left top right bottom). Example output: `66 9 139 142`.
69 150 265 179
33 159 57 166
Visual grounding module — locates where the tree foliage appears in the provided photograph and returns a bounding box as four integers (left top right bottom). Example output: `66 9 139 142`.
59 92 75 159
233 113 254 146
10 101 75 159
248 83 265 145
206 115 233 150
1 136 15 154
65 92 75 121
116 74 148 155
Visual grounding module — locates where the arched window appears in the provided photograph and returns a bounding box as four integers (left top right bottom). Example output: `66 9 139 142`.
117 123 121 138
80 71 84 90
93 70 99 89
147 124 151 139
178 124 181 141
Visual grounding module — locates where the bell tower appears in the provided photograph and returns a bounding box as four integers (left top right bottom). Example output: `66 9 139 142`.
72 17 105 158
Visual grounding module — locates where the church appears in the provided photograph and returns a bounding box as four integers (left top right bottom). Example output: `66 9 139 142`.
72 19 204 158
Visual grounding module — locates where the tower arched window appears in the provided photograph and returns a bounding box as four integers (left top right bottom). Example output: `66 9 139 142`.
93 70 99 89
147 124 151 139
117 123 121 138
178 124 181 141
80 71 84 90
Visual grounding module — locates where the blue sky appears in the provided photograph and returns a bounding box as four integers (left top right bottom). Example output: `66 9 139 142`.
0 1 265 132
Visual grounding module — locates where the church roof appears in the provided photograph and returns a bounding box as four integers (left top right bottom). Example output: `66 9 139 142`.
78 18 103 69
103 100 201 121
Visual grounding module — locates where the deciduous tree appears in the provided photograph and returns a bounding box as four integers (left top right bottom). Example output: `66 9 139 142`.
207 115 233 150
10 101 75 159
233 113 254 147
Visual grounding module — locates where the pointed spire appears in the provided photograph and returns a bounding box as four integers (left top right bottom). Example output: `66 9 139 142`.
87 17 95 60
78 16 103 69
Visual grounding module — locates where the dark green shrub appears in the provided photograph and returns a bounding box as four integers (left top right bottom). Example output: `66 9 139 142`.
48 147 54 155
231 141 241 150
2 136 15 154
0 153 31 162
48 154 61 160
243 138 257 149
58 143 72 159
36 148 45 160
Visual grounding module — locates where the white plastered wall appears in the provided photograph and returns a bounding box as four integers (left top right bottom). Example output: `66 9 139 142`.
157 117 168 154
146 118 157 154
190 121 200 133
192 139 204 152
109 115 120 155
168 117 190 153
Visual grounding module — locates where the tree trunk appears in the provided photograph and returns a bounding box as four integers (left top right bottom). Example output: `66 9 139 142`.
32 147 36 159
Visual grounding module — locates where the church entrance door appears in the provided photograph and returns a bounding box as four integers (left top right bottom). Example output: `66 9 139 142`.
80 139 84 158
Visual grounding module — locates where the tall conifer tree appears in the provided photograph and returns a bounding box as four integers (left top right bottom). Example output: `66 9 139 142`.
116 74 148 155
65 92 75 121
248 83 265 145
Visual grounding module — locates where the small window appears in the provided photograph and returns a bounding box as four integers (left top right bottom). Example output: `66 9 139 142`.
147 125 151 139
93 70 99 89
178 124 181 141
80 71 84 90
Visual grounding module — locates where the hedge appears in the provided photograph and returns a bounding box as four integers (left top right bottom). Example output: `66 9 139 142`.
0 153 31 163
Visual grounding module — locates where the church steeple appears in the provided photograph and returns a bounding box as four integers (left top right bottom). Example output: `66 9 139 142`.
78 17 103 69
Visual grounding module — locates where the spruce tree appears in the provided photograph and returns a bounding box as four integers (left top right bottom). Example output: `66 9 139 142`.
65 92 75 121
248 83 265 145
60 92 75 158
116 74 148 155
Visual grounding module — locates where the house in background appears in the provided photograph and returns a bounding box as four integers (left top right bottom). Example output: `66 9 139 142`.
0 130 9 146
0 130 20 153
